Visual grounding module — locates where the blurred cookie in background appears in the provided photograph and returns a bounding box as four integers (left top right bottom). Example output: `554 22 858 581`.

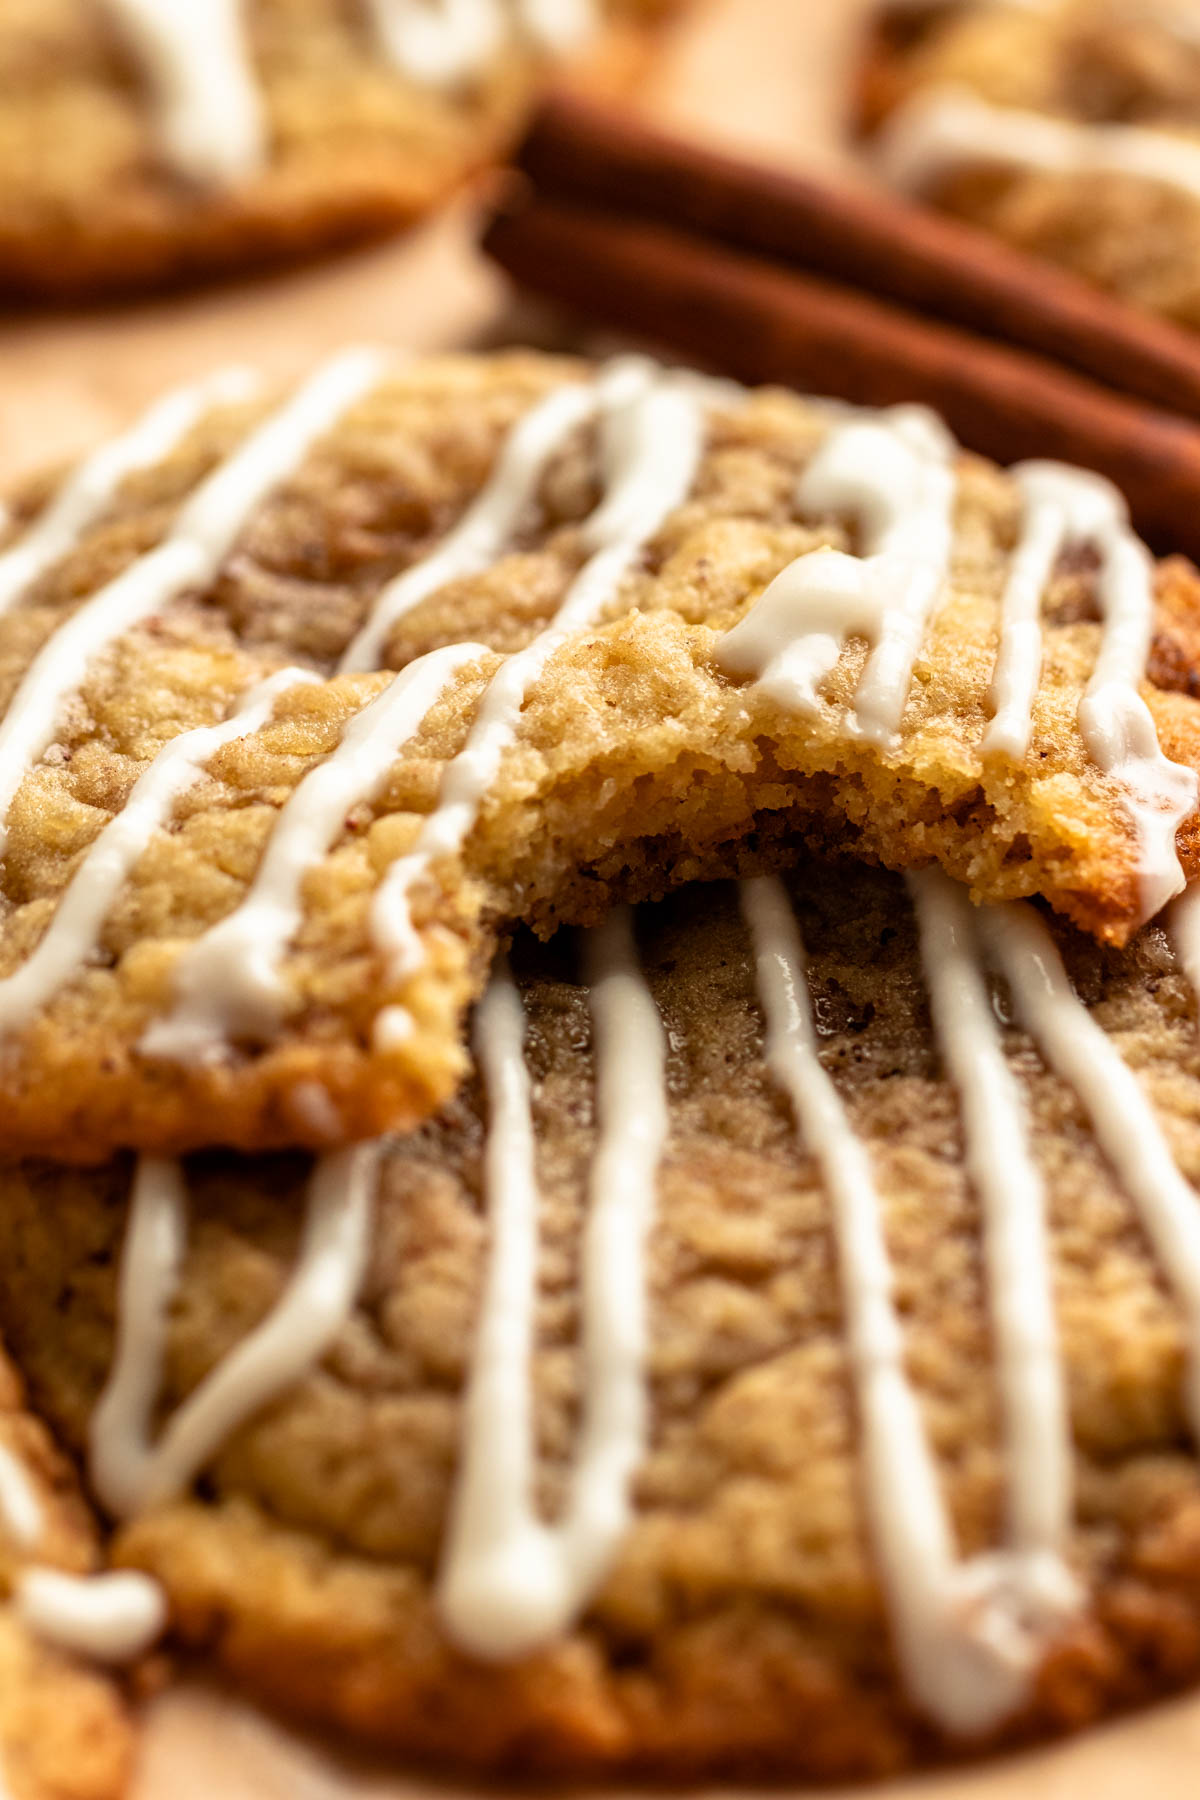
0 0 683 301
859 0 1200 332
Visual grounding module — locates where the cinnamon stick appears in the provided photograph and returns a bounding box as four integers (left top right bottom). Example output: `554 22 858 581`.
484 193 1200 560
511 93 1200 424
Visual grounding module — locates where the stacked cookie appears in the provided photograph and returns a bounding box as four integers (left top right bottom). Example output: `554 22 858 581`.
2 349 1200 1792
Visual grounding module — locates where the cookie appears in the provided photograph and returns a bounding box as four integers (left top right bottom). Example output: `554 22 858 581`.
6 860 1200 1774
862 0 1200 329
2 348 1200 1162
0 1343 141 1800
0 0 678 299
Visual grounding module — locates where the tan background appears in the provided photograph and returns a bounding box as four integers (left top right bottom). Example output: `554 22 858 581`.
6 0 1194 1789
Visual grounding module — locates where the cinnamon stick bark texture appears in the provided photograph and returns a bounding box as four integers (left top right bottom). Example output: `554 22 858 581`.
484 193 1200 559
512 94 1200 422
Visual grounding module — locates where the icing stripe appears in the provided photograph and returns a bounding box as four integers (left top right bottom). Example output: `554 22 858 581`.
338 377 600 674
90 1146 376 1517
0 667 316 1039
979 900 1200 1437
141 643 483 1063
908 870 1074 1561
716 406 956 745
438 908 668 1658
717 408 1193 917
517 0 594 53
0 346 387 856
0 368 259 620
15 1568 166 1664
0 1445 42 1551
985 460 1108 763
0 1420 168 1664
104 0 597 164
1171 881 1200 1018
369 359 705 1001
986 462 1196 919
102 0 265 184
742 873 1074 1735
366 0 593 86
880 85 1200 211
982 465 1085 763
365 0 506 86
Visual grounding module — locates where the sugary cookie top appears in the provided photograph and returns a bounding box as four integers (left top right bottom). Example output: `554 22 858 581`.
8 861 1200 1774
1 347 1199 1161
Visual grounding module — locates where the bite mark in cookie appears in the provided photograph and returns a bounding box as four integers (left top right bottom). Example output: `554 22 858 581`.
2 351 1200 1161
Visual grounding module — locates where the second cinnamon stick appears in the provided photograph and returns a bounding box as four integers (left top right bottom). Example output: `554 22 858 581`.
515 94 1200 424
485 194 1200 560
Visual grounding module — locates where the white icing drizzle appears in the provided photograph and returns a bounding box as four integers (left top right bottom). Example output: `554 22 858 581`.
14 1567 166 1664
103 0 595 166
0 1426 168 1665
0 368 259 621
0 667 316 1040
741 873 1075 1735
364 0 506 85
338 376 601 675
90 1146 376 1517
365 0 593 87
0 1444 42 1552
983 462 1097 763
907 870 1076 1575
717 409 1193 917
987 461 1196 919
0 346 387 857
141 643 483 1063
369 359 705 1010
1171 880 1200 1020
879 85 1200 211
716 406 956 745
979 899 1200 1438
102 0 264 185
438 907 668 1658
516 0 594 54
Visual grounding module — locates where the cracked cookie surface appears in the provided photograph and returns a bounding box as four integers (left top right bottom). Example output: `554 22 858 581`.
2 349 1200 1161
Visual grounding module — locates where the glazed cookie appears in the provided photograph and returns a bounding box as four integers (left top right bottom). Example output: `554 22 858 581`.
6 862 1200 1773
862 0 1200 330
0 0 679 298
2 348 1200 1161
0 1342 145 1800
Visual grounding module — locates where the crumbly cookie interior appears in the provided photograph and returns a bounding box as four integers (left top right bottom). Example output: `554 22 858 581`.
2 351 1199 1162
